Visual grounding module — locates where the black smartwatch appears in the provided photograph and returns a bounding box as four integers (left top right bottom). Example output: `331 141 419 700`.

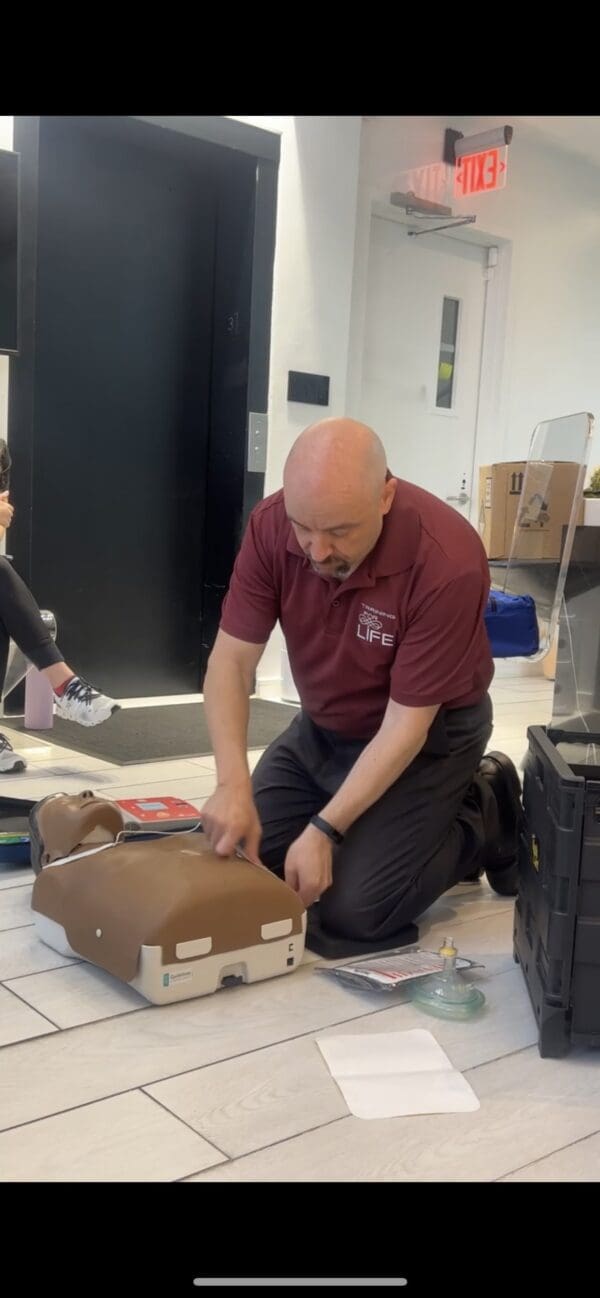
310 814 344 846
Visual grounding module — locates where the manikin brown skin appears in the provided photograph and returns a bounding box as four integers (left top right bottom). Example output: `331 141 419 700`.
29 792 305 984
29 790 125 871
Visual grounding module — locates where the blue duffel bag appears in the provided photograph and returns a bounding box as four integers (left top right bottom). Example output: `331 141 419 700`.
0 795 36 866
484 590 540 658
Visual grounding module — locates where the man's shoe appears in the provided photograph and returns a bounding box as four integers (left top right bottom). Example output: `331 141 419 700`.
478 751 523 897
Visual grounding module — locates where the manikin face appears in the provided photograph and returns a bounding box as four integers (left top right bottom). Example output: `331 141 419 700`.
33 790 125 868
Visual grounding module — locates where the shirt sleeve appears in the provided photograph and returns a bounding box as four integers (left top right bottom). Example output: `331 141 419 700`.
219 509 280 645
390 569 488 707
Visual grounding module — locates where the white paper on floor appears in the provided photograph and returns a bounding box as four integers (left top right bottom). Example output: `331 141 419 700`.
315 1028 480 1120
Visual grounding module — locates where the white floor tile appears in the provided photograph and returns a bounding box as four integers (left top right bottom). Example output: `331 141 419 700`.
0 759 205 800
5 961 148 1028
0 864 34 891
0 691 595 1184
0 962 417 1133
188 1043 600 1183
0 1090 226 1182
147 966 535 1160
146 1034 349 1158
103 777 214 803
0 983 57 1046
502 1131 600 1181
0 884 32 932
0 925 78 981
188 755 217 772
0 728 113 769
188 749 265 776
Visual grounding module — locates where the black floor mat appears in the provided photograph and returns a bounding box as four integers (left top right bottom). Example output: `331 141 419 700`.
10 699 300 765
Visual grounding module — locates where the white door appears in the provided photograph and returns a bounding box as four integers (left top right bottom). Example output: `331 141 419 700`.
360 215 488 519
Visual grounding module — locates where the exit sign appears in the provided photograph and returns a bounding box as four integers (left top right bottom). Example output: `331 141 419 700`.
454 146 508 197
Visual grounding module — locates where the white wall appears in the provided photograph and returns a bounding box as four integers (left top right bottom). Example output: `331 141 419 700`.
349 115 600 469
229 116 363 688
0 116 13 450
228 116 363 492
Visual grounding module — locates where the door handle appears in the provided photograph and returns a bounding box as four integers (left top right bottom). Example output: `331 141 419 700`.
446 492 470 505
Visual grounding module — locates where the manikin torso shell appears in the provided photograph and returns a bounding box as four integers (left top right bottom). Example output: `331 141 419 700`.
31 832 306 983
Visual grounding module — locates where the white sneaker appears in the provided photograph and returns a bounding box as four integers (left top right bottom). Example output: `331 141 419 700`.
54 677 120 728
0 732 27 773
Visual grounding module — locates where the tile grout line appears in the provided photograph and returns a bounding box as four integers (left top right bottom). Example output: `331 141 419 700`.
177 1046 547 1182
1 960 83 982
492 1126 600 1181
0 903 515 1029
175 1116 351 1181
140 1089 232 1163
1 981 61 1031
0 961 522 1137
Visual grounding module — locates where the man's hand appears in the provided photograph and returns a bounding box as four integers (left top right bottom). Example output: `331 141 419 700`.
201 781 262 862
0 492 14 529
284 824 334 907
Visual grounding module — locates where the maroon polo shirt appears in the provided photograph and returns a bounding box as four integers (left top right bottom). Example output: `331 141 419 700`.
219 477 494 740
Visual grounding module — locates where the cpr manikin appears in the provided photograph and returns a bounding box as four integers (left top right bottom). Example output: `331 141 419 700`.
29 791 306 1004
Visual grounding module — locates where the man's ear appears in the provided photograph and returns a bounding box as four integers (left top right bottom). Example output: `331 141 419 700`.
381 476 397 515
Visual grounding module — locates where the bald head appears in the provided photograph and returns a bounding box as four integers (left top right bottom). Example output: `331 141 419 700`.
283 418 396 580
284 418 387 501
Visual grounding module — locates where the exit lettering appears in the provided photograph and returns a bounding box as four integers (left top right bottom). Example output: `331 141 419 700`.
454 147 508 198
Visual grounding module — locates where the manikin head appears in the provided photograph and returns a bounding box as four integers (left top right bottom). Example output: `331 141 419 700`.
283 418 396 580
29 791 124 874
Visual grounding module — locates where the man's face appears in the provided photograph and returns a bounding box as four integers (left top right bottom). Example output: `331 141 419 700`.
285 478 396 580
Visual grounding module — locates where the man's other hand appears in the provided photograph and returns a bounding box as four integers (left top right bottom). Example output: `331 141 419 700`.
284 824 334 907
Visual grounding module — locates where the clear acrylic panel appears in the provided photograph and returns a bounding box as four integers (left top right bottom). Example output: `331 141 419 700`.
550 523 600 733
489 412 593 662
1 609 57 702
552 736 600 773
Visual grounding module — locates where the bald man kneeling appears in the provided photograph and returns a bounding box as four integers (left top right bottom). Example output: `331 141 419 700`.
201 418 522 949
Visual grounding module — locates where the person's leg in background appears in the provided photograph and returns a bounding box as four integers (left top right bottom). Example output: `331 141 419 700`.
0 612 19 771
0 558 119 773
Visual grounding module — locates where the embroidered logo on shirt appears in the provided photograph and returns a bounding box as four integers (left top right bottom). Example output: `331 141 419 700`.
357 604 396 647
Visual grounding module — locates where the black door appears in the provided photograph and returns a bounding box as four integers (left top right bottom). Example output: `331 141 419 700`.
9 115 277 699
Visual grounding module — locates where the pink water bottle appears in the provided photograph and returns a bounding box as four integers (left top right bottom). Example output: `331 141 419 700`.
24 667 55 730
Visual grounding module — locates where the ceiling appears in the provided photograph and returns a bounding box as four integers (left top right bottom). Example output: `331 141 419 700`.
515 116 600 167
363 116 600 169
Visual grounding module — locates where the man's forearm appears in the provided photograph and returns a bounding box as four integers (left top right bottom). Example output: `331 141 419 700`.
203 656 253 787
320 705 437 834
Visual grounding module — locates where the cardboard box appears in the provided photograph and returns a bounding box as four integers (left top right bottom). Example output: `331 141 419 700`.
478 461 583 561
